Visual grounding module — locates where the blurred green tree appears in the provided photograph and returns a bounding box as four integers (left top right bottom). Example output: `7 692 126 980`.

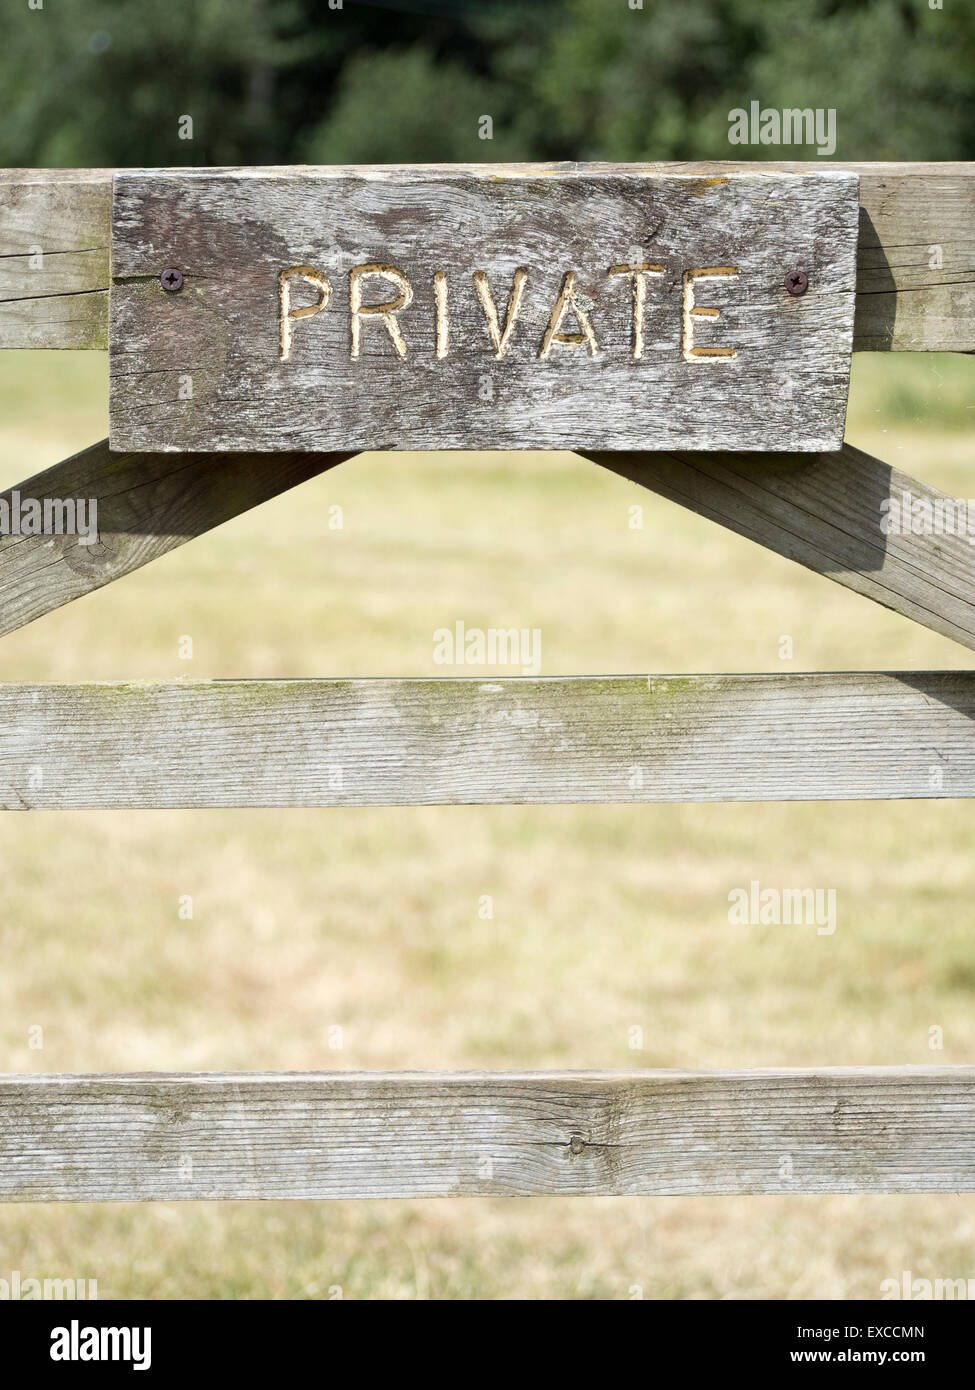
533 0 974 161
1 0 971 167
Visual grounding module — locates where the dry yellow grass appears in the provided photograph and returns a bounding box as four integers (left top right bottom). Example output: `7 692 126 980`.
0 350 972 1298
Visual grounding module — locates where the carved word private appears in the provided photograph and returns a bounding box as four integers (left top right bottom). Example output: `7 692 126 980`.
278 263 740 364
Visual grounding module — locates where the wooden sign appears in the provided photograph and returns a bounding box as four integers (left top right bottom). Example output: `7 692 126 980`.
109 166 860 454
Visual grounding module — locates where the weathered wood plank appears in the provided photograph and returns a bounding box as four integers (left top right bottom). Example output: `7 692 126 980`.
1 438 968 656
4 164 971 353
2 1068 972 1200
845 162 975 352
0 440 350 639
587 442 975 653
0 673 973 808
0 170 111 349
109 167 860 453
664 162 975 353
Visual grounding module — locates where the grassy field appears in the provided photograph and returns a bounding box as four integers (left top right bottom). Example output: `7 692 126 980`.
0 350 973 1299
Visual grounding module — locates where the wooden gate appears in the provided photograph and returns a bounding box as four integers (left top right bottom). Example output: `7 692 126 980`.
1 161 974 1200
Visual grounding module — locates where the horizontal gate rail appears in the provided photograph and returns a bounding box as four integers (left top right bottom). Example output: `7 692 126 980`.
2 162 972 353
0 672 973 808
3 1068 973 1200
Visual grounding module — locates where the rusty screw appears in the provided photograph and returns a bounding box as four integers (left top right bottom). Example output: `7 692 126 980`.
784 270 809 297
160 268 184 293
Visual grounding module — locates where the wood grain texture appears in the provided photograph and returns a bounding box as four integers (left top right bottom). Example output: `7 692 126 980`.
1 439 970 658
2 1068 972 1200
587 442 975 653
662 162 975 353
109 166 859 453
0 673 973 808
0 170 111 349
4 164 971 353
0 440 350 639
846 162 975 352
